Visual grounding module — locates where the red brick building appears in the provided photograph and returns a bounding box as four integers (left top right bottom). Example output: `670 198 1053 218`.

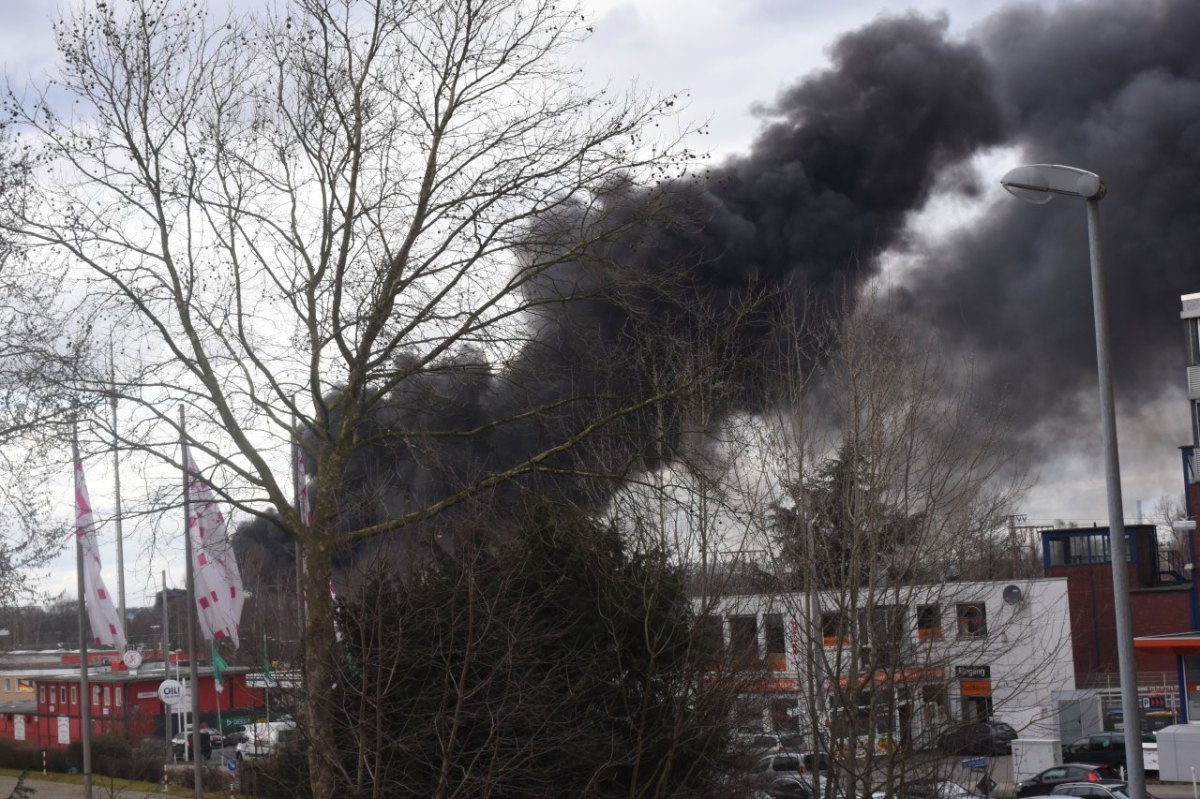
1041 523 1199 681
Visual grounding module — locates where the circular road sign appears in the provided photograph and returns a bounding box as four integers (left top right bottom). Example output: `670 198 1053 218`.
122 650 143 669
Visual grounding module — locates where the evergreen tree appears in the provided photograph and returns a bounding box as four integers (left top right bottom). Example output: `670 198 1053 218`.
331 500 735 798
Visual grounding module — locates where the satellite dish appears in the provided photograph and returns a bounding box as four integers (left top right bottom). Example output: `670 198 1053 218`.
1002 584 1024 606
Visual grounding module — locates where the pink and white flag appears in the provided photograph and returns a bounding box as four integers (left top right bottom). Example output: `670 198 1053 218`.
74 460 127 649
184 452 245 649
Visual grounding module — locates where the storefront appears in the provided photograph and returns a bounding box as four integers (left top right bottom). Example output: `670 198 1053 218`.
1132 632 1200 723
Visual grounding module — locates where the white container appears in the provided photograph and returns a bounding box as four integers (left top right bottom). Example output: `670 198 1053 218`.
1011 739 1062 781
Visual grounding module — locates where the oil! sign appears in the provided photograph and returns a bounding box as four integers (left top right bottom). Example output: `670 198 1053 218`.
157 679 184 706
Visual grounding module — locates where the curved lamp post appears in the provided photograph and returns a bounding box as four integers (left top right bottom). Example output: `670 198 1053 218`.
1000 164 1145 799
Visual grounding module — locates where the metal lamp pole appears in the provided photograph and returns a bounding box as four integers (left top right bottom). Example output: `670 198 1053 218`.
1001 164 1145 799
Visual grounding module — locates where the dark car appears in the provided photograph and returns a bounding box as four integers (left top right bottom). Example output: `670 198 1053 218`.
1015 764 1119 797
171 728 215 761
764 775 847 799
750 751 832 779
1048 781 1159 799
224 726 250 746
1062 732 1157 770
937 721 1018 755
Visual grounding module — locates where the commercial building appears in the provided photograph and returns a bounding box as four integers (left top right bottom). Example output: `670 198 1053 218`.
0 649 265 749
693 577 1075 745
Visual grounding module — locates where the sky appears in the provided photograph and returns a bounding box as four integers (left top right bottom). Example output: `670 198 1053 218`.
3 0 1193 607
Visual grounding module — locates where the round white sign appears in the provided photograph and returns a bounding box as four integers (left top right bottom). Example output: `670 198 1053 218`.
158 678 184 706
122 650 143 669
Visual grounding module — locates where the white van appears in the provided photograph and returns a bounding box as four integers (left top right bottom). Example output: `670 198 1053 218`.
235 720 299 760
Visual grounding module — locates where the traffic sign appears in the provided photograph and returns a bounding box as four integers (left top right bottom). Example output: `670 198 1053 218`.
961 756 986 771
226 758 237 773
977 776 997 796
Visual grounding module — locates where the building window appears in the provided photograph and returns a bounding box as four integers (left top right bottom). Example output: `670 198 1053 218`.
2 678 10 693
1044 529 1137 566
103 686 111 707
771 697 800 732
697 615 725 670
115 687 122 707
59 687 67 704
734 696 765 733
70 686 78 705
1185 317 1200 366
38 686 44 704
869 605 906 665
917 605 942 640
729 615 760 669
957 603 987 638
821 610 848 647
92 685 100 706
764 614 787 671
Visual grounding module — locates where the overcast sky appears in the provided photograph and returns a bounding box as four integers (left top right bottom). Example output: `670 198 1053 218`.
5 0 1191 609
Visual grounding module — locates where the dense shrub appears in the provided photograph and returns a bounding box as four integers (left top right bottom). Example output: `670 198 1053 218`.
169 762 234 792
0 740 69 772
58 733 164 783
238 746 311 799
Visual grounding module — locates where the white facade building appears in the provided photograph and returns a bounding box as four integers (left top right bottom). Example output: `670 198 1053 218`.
694 577 1075 746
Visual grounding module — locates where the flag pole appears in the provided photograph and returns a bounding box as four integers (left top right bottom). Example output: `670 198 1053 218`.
162 570 171 755
212 641 225 756
264 633 271 725
72 424 94 799
180 408 204 799
109 341 126 650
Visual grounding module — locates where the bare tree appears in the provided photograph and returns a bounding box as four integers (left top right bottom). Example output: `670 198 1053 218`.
3 0 705 793
716 298 1074 797
0 122 86 606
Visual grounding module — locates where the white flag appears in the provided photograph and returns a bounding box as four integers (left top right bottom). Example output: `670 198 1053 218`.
296 447 337 600
185 452 245 649
73 460 127 649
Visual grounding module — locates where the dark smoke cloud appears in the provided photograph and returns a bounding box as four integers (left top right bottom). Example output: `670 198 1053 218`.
898 0 1200 460
240 1 1200 584
238 12 1006 584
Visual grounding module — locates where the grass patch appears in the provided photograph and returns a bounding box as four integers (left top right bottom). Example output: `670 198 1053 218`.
0 766 231 797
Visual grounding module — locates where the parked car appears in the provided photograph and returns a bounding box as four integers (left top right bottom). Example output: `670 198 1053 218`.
937 721 1018 755
760 774 846 799
235 720 299 761
1062 731 1157 771
750 751 832 779
171 727 216 761
873 779 977 799
736 732 810 756
224 725 250 746
1015 764 1119 797
1046 781 1159 799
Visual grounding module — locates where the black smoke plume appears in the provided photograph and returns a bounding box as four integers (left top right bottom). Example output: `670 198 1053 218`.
239 1 1199 585
900 0 1199 462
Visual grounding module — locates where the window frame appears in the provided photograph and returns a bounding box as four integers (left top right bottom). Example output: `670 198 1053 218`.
729 615 760 669
916 604 943 640
956 602 988 638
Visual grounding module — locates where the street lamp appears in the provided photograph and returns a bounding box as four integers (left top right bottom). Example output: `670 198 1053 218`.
1000 164 1146 799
